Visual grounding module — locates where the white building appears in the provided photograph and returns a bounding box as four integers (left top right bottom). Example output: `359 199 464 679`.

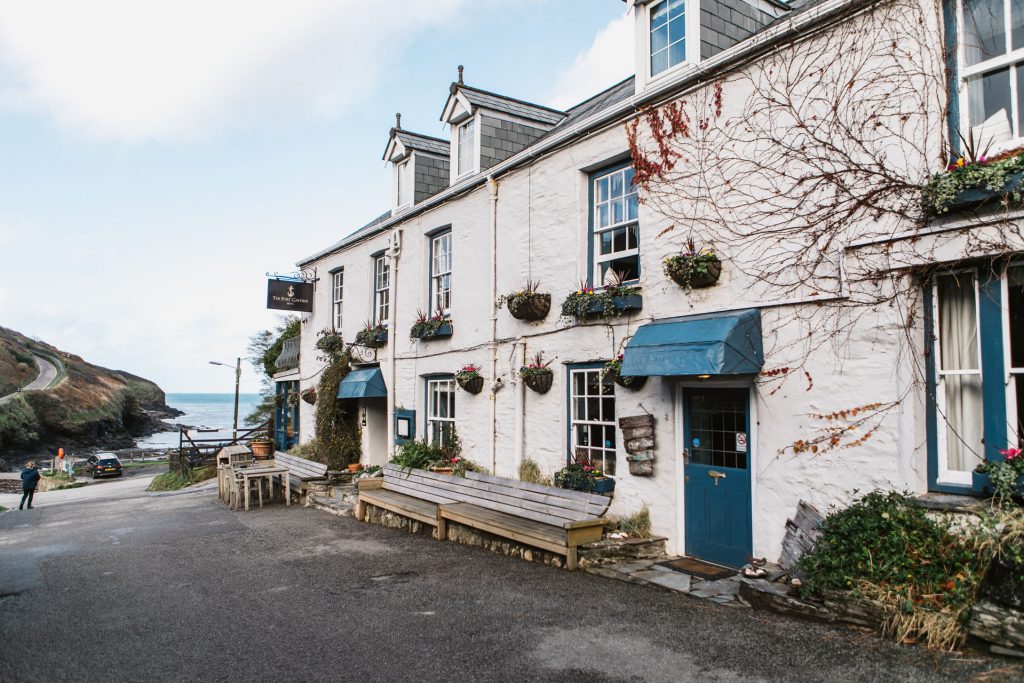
286 0 1024 567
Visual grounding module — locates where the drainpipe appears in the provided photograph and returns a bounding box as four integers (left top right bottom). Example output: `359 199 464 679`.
513 337 527 475
488 175 499 475
386 228 402 460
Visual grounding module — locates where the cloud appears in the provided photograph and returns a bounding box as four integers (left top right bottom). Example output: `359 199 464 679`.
0 0 476 142
547 11 635 111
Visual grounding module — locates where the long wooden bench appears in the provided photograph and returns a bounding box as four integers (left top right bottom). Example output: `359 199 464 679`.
356 463 611 570
273 452 328 504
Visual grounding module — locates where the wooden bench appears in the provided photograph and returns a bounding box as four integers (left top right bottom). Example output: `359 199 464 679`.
356 463 610 570
273 452 328 504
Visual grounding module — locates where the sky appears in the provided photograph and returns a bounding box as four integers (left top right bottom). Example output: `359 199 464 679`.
0 0 634 393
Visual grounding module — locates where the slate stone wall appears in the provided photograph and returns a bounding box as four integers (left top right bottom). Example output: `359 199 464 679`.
415 153 450 204
700 0 775 60
479 115 547 171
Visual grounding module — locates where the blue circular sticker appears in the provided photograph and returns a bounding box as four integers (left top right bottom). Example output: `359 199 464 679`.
692 437 701 448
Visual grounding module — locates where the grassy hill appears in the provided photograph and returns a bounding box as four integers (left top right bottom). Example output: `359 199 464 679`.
0 326 179 456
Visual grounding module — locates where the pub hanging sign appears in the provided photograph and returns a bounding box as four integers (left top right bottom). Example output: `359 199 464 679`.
267 279 314 312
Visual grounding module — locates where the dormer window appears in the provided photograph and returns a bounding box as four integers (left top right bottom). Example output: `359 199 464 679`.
650 0 687 77
396 160 410 208
457 119 476 176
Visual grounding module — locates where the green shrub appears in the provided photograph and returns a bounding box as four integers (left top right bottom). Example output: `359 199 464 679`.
799 490 993 650
147 471 190 491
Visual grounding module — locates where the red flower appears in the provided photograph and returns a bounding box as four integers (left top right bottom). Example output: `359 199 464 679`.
1000 447 1022 460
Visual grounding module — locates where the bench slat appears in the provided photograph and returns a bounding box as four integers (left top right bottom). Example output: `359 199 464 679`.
464 470 611 510
440 503 568 555
383 478 459 506
274 453 328 477
445 475 609 518
362 489 439 525
386 468 593 525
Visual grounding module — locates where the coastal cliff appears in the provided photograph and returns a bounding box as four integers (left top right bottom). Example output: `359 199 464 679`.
0 326 181 456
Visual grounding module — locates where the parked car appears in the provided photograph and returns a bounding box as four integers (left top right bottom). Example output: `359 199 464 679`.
86 453 123 479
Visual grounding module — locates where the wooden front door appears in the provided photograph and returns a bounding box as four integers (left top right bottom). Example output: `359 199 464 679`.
683 387 752 568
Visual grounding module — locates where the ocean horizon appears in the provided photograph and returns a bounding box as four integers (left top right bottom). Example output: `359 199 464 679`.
136 392 265 449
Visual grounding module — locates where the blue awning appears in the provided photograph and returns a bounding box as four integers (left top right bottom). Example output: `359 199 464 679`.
620 309 763 377
337 367 388 399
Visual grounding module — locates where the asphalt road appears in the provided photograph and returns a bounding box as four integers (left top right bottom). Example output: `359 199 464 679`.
0 353 59 405
0 485 1010 682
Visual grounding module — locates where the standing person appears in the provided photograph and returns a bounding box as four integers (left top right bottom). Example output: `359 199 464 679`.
56 447 64 474
20 461 39 510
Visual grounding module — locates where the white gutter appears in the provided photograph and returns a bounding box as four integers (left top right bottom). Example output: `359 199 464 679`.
487 176 499 475
297 0 865 268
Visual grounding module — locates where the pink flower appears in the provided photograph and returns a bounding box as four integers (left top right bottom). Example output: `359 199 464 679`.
1000 447 1022 460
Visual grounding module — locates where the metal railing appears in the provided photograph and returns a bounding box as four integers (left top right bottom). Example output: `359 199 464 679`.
275 337 300 371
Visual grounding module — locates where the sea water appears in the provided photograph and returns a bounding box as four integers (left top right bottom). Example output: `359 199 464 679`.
136 392 264 449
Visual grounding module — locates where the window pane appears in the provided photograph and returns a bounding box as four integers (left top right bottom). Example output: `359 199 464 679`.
1015 0 1024 48
1014 375 1024 447
1010 266 1024 367
1018 65 1024 135
968 67 1013 142
610 171 624 198
938 274 979 371
598 177 609 202
668 0 685 13
669 39 686 67
669 15 686 44
627 225 639 249
613 226 627 252
651 49 669 76
573 372 585 395
963 0 1008 66
651 2 669 28
627 193 638 221
599 203 609 228
599 231 612 255
602 255 641 282
943 375 985 471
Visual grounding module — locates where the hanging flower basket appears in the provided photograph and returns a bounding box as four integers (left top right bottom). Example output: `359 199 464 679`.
603 357 647 390
519 351 554 394
664 252 722 289
497 280 551 322
455 364 485 394
301 387 317 405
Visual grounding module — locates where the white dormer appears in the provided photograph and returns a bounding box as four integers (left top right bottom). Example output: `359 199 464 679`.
382 115 451 207
632 0 700 92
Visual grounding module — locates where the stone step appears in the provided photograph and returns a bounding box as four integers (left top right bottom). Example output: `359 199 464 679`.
311 496 354 517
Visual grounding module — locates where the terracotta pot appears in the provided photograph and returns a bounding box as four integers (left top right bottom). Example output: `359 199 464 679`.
523 371 554 394
507 293 551 321
458 375 485 394
347 463 362 473
250 440 273 458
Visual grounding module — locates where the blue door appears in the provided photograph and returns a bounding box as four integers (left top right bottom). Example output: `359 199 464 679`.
684 387 752 568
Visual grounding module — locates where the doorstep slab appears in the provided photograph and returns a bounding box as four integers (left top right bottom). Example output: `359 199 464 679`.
632 569 692 593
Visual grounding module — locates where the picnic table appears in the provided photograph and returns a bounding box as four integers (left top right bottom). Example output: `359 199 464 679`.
224 462 290 511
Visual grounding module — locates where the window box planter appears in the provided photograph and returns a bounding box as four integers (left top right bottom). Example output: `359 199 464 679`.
939 171 1023 213
523 370 553 394
559 475 615 494
586 293 643 317
410 320 453 341
923 150 1024 215
974 471 1024 500
507 293 551 321
355 325 388 348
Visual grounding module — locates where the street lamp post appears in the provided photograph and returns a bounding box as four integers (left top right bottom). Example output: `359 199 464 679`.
209 358 241 442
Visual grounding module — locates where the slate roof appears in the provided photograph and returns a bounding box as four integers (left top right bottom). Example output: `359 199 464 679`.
393 129 449 157
455 84 567 126
536 76 635 145
302 210 393 265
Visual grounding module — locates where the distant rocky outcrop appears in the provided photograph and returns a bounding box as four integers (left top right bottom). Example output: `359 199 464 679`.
0 325 182 456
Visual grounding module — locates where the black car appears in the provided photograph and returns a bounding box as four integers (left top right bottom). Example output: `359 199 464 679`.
86 453 123 478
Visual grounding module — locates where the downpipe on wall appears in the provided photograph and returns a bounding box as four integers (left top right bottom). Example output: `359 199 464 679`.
488 175 499 475
386 228 402 459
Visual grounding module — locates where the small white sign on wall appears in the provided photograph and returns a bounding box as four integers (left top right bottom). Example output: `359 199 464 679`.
736 432 748 452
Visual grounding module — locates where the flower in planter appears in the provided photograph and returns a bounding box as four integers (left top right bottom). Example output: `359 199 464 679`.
923 133 1024 214
455 364 481 382
602 353 647 389
455 364 484 394
497 279 552 321
663 238 721 289
560 273 640 321
301 386 317 405
315 329 345 359
519 351 554 393
975 446 1024 505
409 309 450 340
354 320 388 348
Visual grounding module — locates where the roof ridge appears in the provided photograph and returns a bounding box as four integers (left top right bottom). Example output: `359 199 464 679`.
562 75 636 115
396 129 449 145
456 83 567 116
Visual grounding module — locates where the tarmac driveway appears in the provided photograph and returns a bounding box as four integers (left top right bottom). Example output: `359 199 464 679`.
0 486 1010 682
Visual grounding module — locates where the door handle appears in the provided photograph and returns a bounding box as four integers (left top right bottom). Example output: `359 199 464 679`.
708 470 726 486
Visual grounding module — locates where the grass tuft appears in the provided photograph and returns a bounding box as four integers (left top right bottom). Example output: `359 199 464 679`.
614 505 652 538
518 457 551 486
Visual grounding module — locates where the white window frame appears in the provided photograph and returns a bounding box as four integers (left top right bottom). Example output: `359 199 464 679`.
592 166 640 286
569 368 617 476
644 0 698 85
1003 261 1024 448
457 119 476 177
332 269 344 332
427 377 456 446
396 160 410 208
430 231 452 317
956 0 1024 151
933 270 985 485
374 254 390 326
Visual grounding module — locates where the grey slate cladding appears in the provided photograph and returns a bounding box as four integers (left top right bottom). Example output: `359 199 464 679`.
414 154 450 204
394 130 449 158
700 0 775 60
459 86 565 126
479 115 547 171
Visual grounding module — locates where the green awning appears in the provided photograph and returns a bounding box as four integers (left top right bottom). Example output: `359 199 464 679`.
620 309 763 377
337 367 387 399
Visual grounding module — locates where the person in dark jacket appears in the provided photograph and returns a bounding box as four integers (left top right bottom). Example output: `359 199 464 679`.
20 461 39 510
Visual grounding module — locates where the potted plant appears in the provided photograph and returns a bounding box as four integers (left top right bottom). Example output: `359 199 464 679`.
923 131 1024 214
347 462 362 473
560 272 642 322
250 437 274 459
354 320 388 348
975 447 1024 503
519 351 554 394
663 238 722 289
301 386 317 405
602 354 647 390
554 459 615 494
315 329 345 359
497 279 551 321
410 309 453 341
455 364 485 394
